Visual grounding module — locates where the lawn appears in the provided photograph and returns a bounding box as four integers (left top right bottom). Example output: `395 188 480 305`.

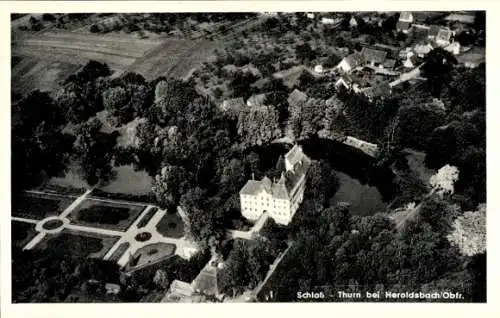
128 242 176 270
68 199 146 231
12 193 74 220
35 229 120 259
12 221 38 249
155 211 185 238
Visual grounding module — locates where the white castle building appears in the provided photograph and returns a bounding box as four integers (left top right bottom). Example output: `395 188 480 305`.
239 145 311 225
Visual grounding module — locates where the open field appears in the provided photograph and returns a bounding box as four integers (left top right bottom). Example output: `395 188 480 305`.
35 229 120 259
12 30 220 95
155 211 185 238
126 38 219 80
68 199 146 231
12 221 38 248
12 193 75 220
11 55 81 95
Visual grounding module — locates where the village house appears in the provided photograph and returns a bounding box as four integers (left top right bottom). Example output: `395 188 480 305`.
349 16 359 28
335 75 362 93
403 52 421 69
361 47 387 68
444 41 461 55
321 17 336 25
435 28 454 47
399 11 414 23
287 89 308 107
170 279 195 297
192 258 224 299
219 97 246 112
336 51 364 73
413 43 434 58
306 12 315 19
427 25 442 40
314 64 324 74
246 93 267 108
239 145 311 225
444 12 475 25
361 81 392 101
105 283 121 295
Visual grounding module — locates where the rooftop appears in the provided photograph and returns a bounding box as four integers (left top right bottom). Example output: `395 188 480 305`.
220 97 246 112
361 47 387 64
287 89 308 106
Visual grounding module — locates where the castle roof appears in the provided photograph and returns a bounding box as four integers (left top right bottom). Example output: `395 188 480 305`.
240 145 311 200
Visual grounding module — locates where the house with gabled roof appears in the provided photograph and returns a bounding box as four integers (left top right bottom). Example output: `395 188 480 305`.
435 28 454 47
427 25 442 40
246 93 267 108
399 12 414 23
336 52 364 73
220 97 246 113
396 21 412 34
240 145 311 225
361 47 387 68
287 89 308 107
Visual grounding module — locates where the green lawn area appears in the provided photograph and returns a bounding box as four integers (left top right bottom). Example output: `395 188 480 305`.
12 193 74 220
128 243 176 270
68 199 146 231
12 221 38 248
155 211 185 238
35 229 120 259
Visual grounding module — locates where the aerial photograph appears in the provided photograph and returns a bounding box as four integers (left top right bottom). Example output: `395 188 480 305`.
11 11 486 303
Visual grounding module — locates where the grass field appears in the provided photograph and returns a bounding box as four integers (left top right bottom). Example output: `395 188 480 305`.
155 211 185 238
12 221 38 248
12 29 219 95
11 55 81 95
68 199 146 231
35 229 120 259
12 193 75 220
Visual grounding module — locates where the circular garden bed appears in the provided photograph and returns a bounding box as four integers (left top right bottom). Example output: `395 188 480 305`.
135 232 152 242
42 219 64 230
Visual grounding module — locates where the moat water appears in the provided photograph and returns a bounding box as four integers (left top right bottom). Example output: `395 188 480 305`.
255 137 397 216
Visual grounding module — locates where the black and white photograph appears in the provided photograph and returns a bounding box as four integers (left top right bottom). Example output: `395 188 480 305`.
7 3 488 308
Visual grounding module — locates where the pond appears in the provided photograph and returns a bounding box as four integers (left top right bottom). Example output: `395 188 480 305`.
252 137 397 216
48 164 153 196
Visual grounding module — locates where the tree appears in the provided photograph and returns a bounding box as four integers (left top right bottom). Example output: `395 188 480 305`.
429 165 460 198
73 118 118 185
447 204 486 257
395 105 445 150
421 48 457 97
153 269 170 289
295 43 316 63
102 86 129 111
152 164 191 208
237 106 281 147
